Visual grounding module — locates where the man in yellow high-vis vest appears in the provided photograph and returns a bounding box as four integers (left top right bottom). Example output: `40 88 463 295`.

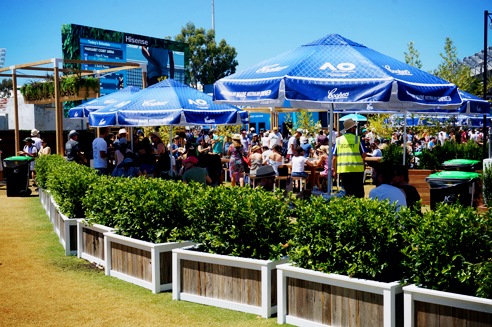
332 118 367 198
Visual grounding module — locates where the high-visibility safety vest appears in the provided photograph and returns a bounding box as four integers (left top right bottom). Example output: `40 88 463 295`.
336 134 364 173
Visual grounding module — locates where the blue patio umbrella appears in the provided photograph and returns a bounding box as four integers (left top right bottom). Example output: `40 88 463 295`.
339 113 367 122
69 86 141 118
213 34 463 189
89 79 248 127
214 34 461 111
458 90 491 115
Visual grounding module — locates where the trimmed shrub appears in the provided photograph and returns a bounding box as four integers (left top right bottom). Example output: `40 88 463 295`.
187 186 292 260
289 196 406 282
399 203 492 298
46 161 99 218
34 154 66 189
83 177 202 243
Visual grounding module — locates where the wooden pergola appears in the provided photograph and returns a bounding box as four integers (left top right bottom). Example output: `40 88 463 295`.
0 59 147 155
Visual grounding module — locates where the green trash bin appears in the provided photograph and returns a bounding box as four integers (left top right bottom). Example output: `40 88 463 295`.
426 171 481 210
3 156 33 197
441 159 480 172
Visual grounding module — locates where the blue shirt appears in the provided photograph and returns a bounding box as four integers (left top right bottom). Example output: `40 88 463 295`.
300 143 312 157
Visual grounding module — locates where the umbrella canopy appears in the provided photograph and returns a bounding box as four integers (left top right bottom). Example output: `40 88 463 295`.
458 90 491 115
339 113 367 122
214 34 462 111
69 86 141 118
89 79 248 127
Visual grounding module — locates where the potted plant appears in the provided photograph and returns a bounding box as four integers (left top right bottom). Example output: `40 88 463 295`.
172 186 292 318
278 196 406 326
20 73 99 104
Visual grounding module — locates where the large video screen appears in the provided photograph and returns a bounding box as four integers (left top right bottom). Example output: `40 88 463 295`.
62 24 189 96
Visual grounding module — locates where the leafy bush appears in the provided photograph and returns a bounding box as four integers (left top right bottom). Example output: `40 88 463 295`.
483 164 492 205
381 144 410 166
34 154 66 189
399 203 492 298
83 177 201 243
46 161 99 218
418 141 483 170
187 186 292 260
289 196 406 282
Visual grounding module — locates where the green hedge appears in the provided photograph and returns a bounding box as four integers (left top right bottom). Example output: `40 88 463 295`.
187 187 292 260
290 196 406 283
37 155 492 298
83 177 201 243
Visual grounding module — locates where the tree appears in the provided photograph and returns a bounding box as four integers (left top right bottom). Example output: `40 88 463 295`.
175 22 238 88
432 37 474 93
284 111 321 137
404 42 422 69
0 78 13 98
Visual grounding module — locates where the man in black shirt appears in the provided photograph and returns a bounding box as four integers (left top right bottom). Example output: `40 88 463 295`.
392 165 421 214
65 130 86 164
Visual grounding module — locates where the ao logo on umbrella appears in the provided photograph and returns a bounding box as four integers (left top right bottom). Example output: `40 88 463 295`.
320 62 355 71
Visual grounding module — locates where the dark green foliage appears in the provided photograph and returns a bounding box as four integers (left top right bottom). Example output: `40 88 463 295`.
83 177 201 243
483 165 492 205
34 154 66 189
399 203 492 298
289 196 406 282
46 161 99 218
20 75 99 102
187 186 292 260
381 144 410 166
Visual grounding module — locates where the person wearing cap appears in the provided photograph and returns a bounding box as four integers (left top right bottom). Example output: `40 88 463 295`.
261 131 270 148
111 155 140 178
93 127 109 175
247 127 255 141
332 119 367 198
137 130 144 138
113 128 128 149
300 136 313 158
250 134 260 152
268 127 283 149
18 137 37 182
230 134 246 187
240 130 250 153
181 156 211 187
65 130 86 164
248 145 263 176
287 129 303 161
31 129 42 151
255 165 276 192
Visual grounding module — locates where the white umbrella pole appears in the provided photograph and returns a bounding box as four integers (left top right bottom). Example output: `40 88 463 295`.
131 127 133 152
327 103 334 194
403 111 407 165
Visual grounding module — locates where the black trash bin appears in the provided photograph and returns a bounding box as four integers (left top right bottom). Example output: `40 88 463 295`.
441 159 480 172
426 171 481 210
3 156 33 197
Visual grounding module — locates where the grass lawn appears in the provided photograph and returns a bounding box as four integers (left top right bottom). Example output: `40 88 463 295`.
0 183 287 326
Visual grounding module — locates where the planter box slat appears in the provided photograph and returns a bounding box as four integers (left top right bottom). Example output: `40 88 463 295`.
403 284 492 327
173 247 287 318
278 264 402 327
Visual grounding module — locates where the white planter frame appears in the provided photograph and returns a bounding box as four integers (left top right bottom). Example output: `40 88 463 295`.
277 263 402 327
172 246 289 318
104 232 194 294
77 221 114 268
49 197 78 256
403 284 492 327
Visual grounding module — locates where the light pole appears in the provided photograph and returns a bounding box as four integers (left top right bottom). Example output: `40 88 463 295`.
484 10 491 159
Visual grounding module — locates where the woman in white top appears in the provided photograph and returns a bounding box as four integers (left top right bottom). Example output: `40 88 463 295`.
291 146 314 178
263 144 283 176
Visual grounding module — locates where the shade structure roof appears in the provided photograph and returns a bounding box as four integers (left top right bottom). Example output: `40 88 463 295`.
89 79 249 127
214 34 462 111
69 86 141 118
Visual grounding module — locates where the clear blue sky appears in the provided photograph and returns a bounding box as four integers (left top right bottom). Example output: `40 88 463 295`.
1 0 490 83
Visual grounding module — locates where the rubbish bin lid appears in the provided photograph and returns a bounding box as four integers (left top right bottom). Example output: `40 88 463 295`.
442 159 480 165
427 171 481 180
4 156 33 161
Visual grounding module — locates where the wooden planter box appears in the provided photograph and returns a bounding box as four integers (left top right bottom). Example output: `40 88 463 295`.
172 246 289 318
277 263 403 327
403 284 492 327
23 88 99 104
77 221 114 268
104 233 194 294
51 198 78 256
408 170 441 206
